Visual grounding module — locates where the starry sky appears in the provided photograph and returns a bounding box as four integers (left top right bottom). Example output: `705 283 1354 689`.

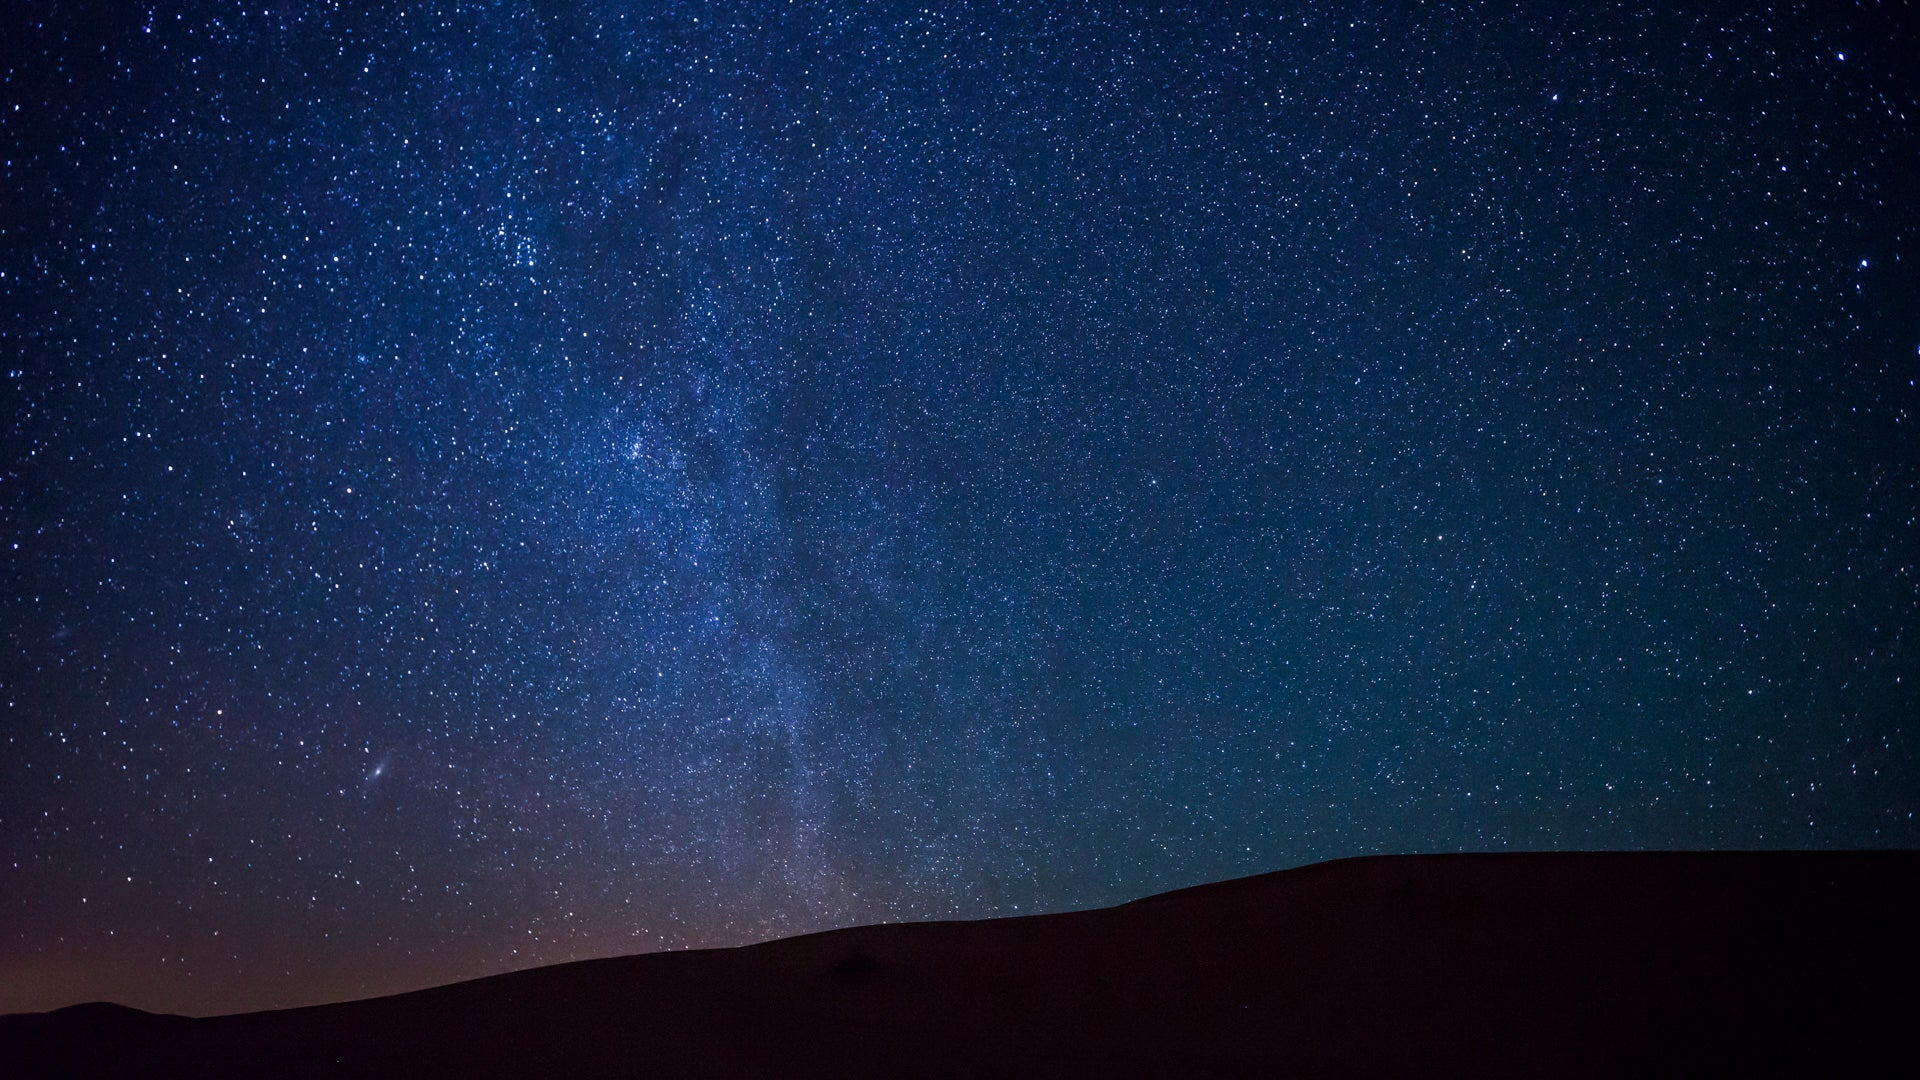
3 0 1917 1017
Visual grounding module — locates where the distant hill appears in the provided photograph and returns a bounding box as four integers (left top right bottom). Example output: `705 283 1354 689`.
4 851 1914 1078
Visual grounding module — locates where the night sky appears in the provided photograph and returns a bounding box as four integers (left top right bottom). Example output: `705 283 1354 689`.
4 0 1918 1017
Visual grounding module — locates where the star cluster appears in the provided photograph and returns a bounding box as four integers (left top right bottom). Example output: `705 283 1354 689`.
3 0 1916 1015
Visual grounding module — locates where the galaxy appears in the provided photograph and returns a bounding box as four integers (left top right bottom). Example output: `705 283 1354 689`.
3 1 1916 1016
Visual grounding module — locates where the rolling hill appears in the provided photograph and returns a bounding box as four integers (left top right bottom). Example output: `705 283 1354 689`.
4 851 1913 1078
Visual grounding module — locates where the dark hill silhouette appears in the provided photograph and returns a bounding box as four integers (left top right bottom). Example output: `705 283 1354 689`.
4 851 1914 1078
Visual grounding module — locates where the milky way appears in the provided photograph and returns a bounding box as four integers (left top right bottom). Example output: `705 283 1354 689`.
3 1 1917 1015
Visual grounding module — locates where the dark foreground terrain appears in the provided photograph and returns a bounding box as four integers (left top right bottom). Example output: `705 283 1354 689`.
5 851 1915 1078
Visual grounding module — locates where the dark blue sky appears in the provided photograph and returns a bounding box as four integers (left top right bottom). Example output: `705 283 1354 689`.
3 0 1916 1015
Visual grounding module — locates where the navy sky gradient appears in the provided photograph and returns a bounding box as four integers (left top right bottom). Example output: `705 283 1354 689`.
3 0 1917 1016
